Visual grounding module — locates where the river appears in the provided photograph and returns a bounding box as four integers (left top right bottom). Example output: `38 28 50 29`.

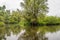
0 24 60 40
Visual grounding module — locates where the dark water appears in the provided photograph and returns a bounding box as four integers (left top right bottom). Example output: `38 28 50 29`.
0 24 60 40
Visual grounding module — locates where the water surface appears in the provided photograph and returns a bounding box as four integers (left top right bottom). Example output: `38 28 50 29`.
0 24 60 40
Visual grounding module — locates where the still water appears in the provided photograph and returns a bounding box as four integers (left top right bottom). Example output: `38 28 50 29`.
0 24 60 40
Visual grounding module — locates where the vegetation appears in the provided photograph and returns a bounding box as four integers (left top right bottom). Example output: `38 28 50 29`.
20 0 48 26
0 1 60 26
0 0 60 40
38 16 60 25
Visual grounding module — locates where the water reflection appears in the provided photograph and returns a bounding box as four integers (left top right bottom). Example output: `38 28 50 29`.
45 31 60 40
0 24 21 40
5 30 25 40
0 25 60 40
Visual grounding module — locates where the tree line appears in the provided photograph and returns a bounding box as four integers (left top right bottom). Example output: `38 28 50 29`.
0 0 60 27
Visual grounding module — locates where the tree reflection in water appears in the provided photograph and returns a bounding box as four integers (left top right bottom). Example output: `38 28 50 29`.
18 30 48 40
0 25 60 40
0 24 21 40
18 26 60 40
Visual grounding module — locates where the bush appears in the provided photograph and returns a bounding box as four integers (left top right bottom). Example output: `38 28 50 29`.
38 16 60 25
0 22 5 27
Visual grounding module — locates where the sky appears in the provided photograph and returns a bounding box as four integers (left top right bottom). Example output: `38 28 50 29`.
47 0 60 16
0 0 60 16
0 0 23 10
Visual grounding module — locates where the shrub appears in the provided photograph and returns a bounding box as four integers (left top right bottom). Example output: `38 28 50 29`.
0 22 5 27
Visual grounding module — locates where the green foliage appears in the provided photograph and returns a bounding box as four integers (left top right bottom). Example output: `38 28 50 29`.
21 0 48 25
0 5 60 26
0 16 4 22
38 16 60 25
19 20 25 26
0 1 60 40
44 16 58 24
0 22 5 27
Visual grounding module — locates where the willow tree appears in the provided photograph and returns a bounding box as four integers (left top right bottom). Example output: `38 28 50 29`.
21 0 48 26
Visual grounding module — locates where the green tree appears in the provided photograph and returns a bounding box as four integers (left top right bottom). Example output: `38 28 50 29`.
4 10 10 24
19 0 49 40
21 0 48 26
0 5 6 26
9 11 21 24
